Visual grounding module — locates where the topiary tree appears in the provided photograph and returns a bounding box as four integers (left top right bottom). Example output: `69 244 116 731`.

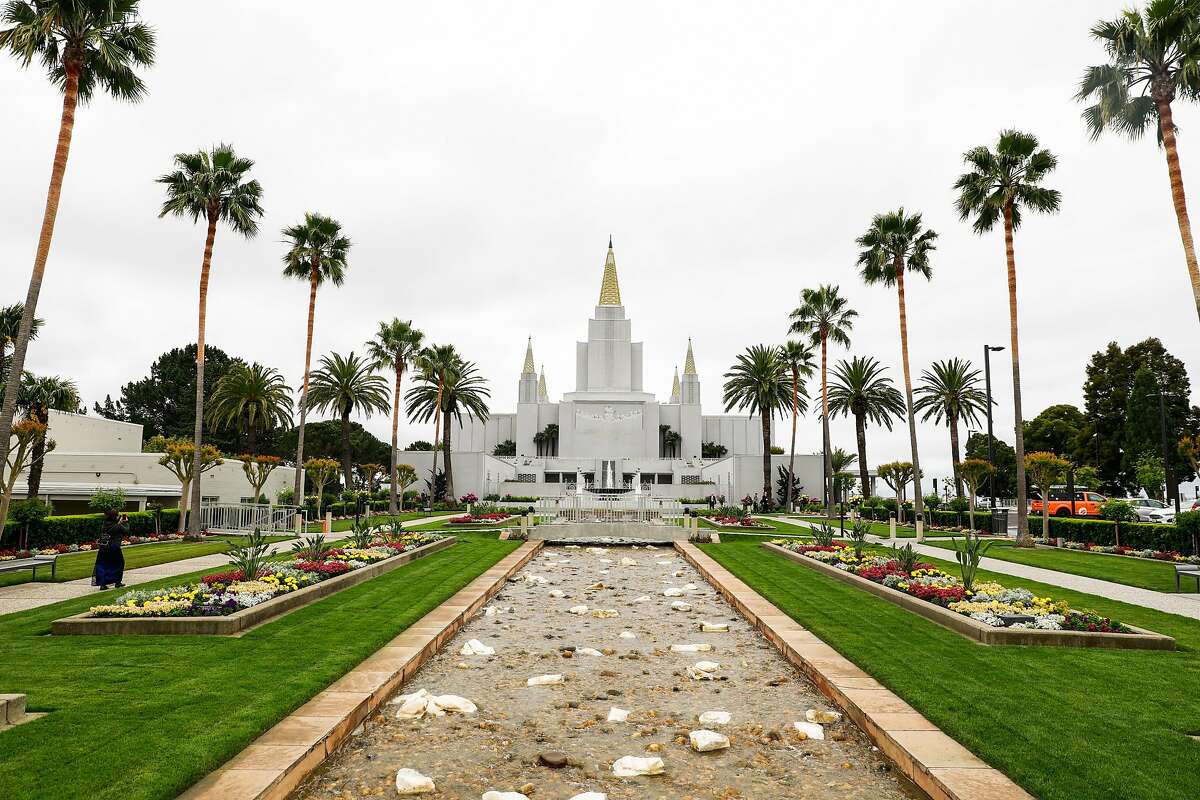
154 438 223 534
395 464 417 511
1025 451 1070 544
957 458 995 533
88 488 127 515
303 457 340 518
240 454 281 505
1100 498 1137 548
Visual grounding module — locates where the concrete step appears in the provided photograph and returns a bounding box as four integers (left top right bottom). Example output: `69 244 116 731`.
0 693 27 728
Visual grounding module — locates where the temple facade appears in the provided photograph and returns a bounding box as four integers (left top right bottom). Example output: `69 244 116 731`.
401 241 824 501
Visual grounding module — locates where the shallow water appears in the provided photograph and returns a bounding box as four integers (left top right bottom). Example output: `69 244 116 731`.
291 544 923 800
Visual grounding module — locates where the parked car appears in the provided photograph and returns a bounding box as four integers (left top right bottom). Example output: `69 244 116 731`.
1029 486 1106 517
1127 497 1175 524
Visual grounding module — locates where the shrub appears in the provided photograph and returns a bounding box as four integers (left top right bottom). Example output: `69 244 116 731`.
88 488 127 514
1100 499 1136 522
2 509 182 548
1025 515 1191 554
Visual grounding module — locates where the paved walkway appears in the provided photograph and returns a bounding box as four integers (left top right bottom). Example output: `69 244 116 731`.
0 515 456 617
762 516 1200 621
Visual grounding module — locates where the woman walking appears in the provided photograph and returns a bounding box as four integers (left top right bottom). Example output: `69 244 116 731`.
92 511 127 590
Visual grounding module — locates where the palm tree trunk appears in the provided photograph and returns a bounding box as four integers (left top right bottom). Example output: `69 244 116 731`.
895 256 924 520
442 409 455 501
949 412 963 498
293 260 321 502
787 371 799 510
821 334 833 518
1156 98 1200 324
246 422 257 458
177 476 190 533
760 412 772 506
26 407 49 499
188 210 219 539
967 491 976 533
1003 203 1027 542
340 407 353 490
388 360 403 515
0 62 80 502
430 381 444 500
855 411 870 499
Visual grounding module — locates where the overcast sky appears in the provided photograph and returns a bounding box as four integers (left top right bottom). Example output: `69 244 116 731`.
4 1 1199 496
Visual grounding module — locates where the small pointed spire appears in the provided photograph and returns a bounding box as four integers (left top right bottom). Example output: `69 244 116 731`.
670 366 681 404
538 364 548 402
598 238 622 306
683 338 697 376
523 336 536 374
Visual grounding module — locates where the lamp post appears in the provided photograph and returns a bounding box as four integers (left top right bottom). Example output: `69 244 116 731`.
983 345 1005 511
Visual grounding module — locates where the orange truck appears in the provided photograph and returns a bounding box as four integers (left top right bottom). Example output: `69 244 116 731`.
1029 486 1107 517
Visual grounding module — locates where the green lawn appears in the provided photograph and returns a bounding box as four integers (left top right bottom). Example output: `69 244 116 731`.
0 535 519 800
304 511 437 533
775 515 920 538
923 539 1184 594
700 540 1200 800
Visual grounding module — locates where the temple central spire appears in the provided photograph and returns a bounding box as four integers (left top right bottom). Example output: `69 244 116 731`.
598 237 622 306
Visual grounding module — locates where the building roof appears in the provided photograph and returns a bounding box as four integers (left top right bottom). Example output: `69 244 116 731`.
598 238 622 306
538 365 549 401
523 336 536 374
684 338 697 376
670 367 681 403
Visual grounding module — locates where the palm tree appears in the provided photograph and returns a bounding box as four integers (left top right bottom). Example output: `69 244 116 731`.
406 354 490 501
305 351 390 490
779 340 815 510
410 344 459 499
158 145 263 537
365 319 425 514
827 356 905 497
282 212 351 502
788 285 857 518
207 362 293 456
0 1 154 472
1 303 43 387
857 208 937 525
954 130 1061 544
16 373 79 498
913 358 988 498
723 344 791 506
830 447 858 505
1078 1 1200 323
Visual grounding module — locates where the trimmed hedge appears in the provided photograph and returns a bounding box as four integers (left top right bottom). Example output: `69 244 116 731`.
1025 514 1193 554
857 506 992 533
3 509 182 548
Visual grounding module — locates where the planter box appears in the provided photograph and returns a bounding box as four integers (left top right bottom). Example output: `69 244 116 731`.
51 537 455 636
762 542 1175 650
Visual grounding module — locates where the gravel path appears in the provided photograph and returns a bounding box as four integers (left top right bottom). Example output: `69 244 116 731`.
291 544 920 800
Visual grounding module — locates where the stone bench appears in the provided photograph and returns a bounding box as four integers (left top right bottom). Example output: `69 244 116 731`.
0 555 57 581
0 693 28 729
1176 564 1200 593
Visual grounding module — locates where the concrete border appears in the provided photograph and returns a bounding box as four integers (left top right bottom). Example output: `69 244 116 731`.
176 539 542 800
763 542 1175 649
675 541 1034 800
51 537 455 636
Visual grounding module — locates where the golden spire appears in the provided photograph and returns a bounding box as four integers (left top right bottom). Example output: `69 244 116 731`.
538 365 548 402
670 366 681 404
683 338 697 376
522 337 535 374
598 236 622 306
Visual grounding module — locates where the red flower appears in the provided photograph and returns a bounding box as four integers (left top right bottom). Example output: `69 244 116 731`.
202 569 245 585
297 560 350 576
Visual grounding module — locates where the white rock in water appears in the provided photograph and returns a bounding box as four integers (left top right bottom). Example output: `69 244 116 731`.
670 601 693 612
618 631 637 639
645 545 658 550
460 639 495 656
683 583 698 591
806 708 843 724
607 706 630 722
793 720 825 740
656 560 673 565
590 608 620 618
672 570 686 577
586 547 606 555
599 558 614 564
687 660 720 680
689 729 730 752
663 587 685 597
577 647 604 657
565 544 581 549
631 595 651 603
699 621 729 632
483 606 498 617
547 589 566 598
395 767 436 794
619 557 637 566
698 710 731 726
482 793 529 800
431 694 477 714
568 605 590 615
526 673 564 686
567 794 607 800
391 689 432 720
670 643 713 653
524 575 549 585
612 755 665 777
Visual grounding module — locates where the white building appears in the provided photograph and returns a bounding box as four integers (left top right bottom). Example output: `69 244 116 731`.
401 241 829 503
12 410 297 515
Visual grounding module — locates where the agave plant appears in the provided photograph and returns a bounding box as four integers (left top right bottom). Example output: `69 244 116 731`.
951 531 994 592
849 519 871 558
226 528 271 580
811 523 837 547
291 533 331 562
380 518 406 543
890 542 920 574
345 518 378 549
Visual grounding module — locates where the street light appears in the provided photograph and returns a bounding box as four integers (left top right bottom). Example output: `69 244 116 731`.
983 345 1005 512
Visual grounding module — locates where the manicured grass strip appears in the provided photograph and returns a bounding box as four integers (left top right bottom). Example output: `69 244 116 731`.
699 542 1200 800
787 515 920 538
304 511 436 532
924 539 1183 594
0 536 520 800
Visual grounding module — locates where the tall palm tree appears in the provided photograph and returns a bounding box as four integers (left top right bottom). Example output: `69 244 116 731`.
830 447 858 504
913 358 988 498
282 212 350 502
954 130 1061 543
857 209 937 523
722 344 791 506
206 362 293 456
409 344 458 499
0 1 154 472
16 372 79 498
158 144 263 537
827 356 906 497
779 340 815 510
365 319 425 514
788 285 857 518
305 351 390 490
406 355 490 501
1078 1 1200 323
1 304 43 388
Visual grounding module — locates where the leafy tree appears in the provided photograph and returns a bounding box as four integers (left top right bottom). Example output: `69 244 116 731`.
364 318 424 514
273 421 390 472
17 372 79 497
92 394 125 420
405 350 490 500
779 340 815 510
1 418 50 529
722 344 791 507
828 356 905 498
240 454 281 504
701 441 727 459
1074 465 1102 492
0 0 155 473
1025 451 1070 542
158 144 263 537
1024 404 1087 458
282 212 351 502
1078 0 1200 323
877 461 916 521
395 464 417 510
857 209 937 520
954 129 1061 542
206 362 292 455
788 285 856 517
913 358 987 498
964 432 1017 500
150 437 223 532
492 440 516 457
1135 452 1167 500
305 352 390 490
303 457 341 516
957 458 995 532
407 440 434 451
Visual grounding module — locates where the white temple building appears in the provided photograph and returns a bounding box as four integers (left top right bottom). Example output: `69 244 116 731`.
401 241 825 501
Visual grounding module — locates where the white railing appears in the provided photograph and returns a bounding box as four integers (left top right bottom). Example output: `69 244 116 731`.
537 494 684 524
200 502 303 534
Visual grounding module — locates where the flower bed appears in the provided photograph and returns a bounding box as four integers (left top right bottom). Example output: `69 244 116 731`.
711 516 773 529
1056 539 1200 565
0 532 210 561
446 513 514 525
86 534 443 619
772 540 1133 636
